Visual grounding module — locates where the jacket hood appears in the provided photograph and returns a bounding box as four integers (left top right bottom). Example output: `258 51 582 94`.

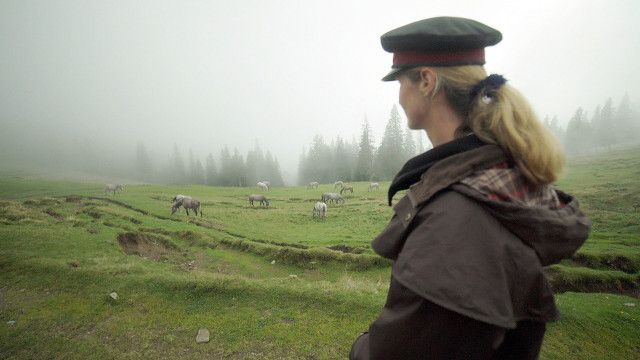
406 144 591 266
452 184 590 266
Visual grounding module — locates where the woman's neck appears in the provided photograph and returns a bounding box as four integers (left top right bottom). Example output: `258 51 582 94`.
424 98 464 147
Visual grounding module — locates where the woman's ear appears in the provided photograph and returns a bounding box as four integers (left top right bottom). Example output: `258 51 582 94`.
419 68 437 98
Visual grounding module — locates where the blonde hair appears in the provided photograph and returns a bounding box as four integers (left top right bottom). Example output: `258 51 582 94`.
406 66 564 185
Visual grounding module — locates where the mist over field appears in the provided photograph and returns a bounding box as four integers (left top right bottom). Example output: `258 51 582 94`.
2 2 640 358
1 0 639 184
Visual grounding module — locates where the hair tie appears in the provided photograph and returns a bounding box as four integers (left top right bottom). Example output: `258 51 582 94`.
470 74 507 101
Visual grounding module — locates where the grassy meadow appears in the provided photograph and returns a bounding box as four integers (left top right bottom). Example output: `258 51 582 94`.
1 147 639 359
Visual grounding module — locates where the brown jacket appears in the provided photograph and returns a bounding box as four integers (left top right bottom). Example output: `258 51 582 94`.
350 145 590 359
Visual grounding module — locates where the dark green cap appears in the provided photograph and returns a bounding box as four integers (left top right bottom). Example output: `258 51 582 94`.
380 17 502 81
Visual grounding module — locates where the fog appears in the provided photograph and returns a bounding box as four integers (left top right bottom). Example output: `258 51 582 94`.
1 0 639 184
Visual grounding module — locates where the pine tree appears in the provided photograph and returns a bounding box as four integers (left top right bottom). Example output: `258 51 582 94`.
205 153 217 185
245 141 266 185
306 135 333 183
374 105 405 180
297 147 308 185
355 117 375 181
192 159 205 184
549 116 564 143
264 151 284 186
403 128 417 160
598 98 616 149
219 146 233 186
170 143 186 184
231 148 246 187
333 136 352 181
615 94 636 143
565 107 591 155
188 149 197 184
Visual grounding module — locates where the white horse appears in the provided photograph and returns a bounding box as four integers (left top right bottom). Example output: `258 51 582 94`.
307 181 319 189
369 182 380 191
334 181 344 189
105 184 124 195
257 182 269 191
313 202 327 219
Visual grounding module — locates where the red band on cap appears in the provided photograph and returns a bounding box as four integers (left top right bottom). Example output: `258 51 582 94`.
393 48 485 66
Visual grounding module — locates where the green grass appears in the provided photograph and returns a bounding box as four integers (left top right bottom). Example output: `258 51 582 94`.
1 146 640 359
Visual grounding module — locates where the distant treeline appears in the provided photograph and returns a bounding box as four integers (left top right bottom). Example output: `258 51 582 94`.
544 94 639 156
297 105 430 184
298 94 640 184
134 143 284 187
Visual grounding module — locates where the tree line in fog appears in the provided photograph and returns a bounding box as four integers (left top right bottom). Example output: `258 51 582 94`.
134 143 284 187
297 105 430 184
544 94 639 155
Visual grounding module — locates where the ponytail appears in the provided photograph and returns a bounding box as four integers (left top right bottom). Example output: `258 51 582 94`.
430 66 565 185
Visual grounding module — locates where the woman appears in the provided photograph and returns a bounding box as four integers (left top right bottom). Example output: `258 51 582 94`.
350 17 590 359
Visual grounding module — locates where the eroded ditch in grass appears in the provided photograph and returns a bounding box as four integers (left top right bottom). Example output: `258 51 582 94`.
117 232 179 261
568 253 639 274
34 195 640 297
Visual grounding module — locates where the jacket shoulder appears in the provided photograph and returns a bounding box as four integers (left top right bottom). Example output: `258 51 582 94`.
393 189 558 328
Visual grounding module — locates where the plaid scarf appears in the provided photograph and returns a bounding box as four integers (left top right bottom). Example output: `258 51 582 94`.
460 162 562 208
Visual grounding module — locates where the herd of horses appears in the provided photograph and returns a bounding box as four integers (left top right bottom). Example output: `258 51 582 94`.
104 180 381 220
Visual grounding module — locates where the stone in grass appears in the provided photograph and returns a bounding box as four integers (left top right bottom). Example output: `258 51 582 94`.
7 320 16 326
196 328 210 343
623 302 636 307
270 260 276 265
109 292 119 301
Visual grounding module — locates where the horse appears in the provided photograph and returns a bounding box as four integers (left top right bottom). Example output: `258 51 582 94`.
249 194 270 207
171 195 202 217
321 192 344 205
334 181 344 189
340 185 354 195
313 202 327 219
307 181 319 189
369 182 380 191
257 182 269 191
105 184 124 195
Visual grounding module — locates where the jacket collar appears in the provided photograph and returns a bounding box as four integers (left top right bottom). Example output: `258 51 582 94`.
406 144 507 208
388 134 486 205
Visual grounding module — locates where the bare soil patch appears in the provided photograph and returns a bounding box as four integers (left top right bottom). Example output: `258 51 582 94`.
117 232 178 261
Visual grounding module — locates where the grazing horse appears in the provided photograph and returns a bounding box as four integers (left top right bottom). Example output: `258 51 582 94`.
249 194 270 207
171 195 202 217
105 184 124 195
340 185 354 195
369 182 380 191
307 181 319 189
321 192 344 204
313 202 327 219
257 182 269 191
261 181 271 189
334 181 344 189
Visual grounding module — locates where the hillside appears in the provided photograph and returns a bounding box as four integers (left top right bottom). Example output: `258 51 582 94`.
1 147 639 359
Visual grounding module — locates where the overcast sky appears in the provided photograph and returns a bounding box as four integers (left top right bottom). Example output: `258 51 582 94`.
1 0 639 182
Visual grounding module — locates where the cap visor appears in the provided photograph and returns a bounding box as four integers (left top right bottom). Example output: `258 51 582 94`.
381 68 403 81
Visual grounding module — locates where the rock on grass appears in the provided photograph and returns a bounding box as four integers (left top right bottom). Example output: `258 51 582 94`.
196 328 210 343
